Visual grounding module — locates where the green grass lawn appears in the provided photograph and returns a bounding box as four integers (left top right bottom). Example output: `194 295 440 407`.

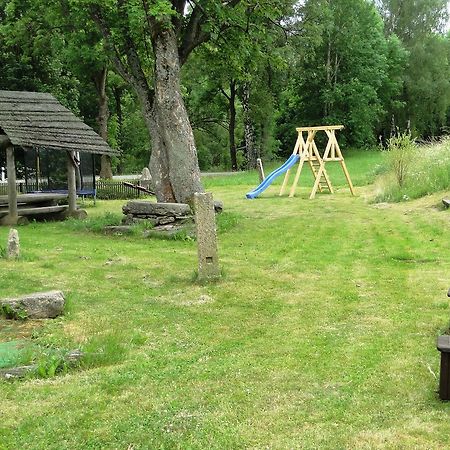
0 149 450 449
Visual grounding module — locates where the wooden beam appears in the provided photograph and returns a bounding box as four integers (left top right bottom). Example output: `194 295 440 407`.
0 145 19 225
280 133 302 196
296 125 344 132
333 137 356 196
67 151 77 215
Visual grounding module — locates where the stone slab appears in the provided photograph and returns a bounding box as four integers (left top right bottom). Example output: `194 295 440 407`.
123 201 192 217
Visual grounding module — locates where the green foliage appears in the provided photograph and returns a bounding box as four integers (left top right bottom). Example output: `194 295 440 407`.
216 211 241 234
0 304 27 321
1 155 450 448
0 0 449 176
64 211 122 233
36 349 68 378
0 340 35 369
375 137 450 202
386 133 417 187
279 0 393 148
376 0 450 137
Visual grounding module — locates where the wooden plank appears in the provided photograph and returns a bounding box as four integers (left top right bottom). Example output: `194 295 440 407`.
0 91 55 100
0 111 77 120
1 121 92 131
296 125 344 132
14 205 68 216
0 103 69 113
0 193 68 206
7 138 117 155
0 97 59 105
7 129 106 145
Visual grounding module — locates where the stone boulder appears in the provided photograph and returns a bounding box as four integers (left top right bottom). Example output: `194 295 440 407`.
1 290 65 319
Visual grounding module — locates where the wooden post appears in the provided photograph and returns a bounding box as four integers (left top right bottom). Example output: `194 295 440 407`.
256 158 265 183
280 133 302 196
289 131 315 198
5 145 18 224
334 138 356 196
67 151 77 215
437 336 450 400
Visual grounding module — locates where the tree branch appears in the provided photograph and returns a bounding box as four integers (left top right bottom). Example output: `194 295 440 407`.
219 87 231 101
179 4 209 65
179 0 243 65
90 6 135 85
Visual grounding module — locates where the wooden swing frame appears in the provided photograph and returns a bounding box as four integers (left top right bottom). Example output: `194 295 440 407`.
279 125 356 199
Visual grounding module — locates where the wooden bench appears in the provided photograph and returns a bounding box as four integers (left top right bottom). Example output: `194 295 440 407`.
0 193 69 221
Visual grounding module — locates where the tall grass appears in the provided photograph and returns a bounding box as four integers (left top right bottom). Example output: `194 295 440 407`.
375 137 450 202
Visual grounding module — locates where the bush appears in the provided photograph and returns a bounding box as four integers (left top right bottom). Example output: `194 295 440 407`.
375 137 450 202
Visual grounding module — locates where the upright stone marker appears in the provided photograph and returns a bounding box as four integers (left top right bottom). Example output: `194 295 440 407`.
7 228 19 259
140 167 152 190
194 192 220 281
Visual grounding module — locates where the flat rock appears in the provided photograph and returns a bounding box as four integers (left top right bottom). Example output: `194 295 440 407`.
1 290 65 319
103 225 134 235
144 223 195 239
123 201 192 217
443 198 450 208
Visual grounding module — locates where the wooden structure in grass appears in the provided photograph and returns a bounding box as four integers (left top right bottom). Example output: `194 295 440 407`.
0 90 119 225
280 125 356 199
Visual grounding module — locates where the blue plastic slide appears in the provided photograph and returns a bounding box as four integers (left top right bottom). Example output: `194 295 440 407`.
246 154 300 199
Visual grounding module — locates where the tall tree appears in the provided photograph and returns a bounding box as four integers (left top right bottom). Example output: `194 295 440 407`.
279 0 392 147
375 0 450 136
82 0 290 200
83 0 242 202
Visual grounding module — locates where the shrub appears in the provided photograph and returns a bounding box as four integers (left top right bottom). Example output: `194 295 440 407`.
375 137 450 202
386 133 416 188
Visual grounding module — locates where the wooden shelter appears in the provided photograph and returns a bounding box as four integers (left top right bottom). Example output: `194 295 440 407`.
0 90 119 225
280 125 356 199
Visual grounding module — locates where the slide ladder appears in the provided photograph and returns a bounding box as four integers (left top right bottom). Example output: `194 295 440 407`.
308 159 331 194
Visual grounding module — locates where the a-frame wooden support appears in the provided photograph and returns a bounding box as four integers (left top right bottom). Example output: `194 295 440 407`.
280 125 355 199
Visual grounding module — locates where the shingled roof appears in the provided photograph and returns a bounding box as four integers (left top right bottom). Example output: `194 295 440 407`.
0 90 119 156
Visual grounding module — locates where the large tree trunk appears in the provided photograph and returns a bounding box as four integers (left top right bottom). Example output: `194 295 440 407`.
93 67 113 179
145 28 203 203
228 80 238 171
242 83 258 169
